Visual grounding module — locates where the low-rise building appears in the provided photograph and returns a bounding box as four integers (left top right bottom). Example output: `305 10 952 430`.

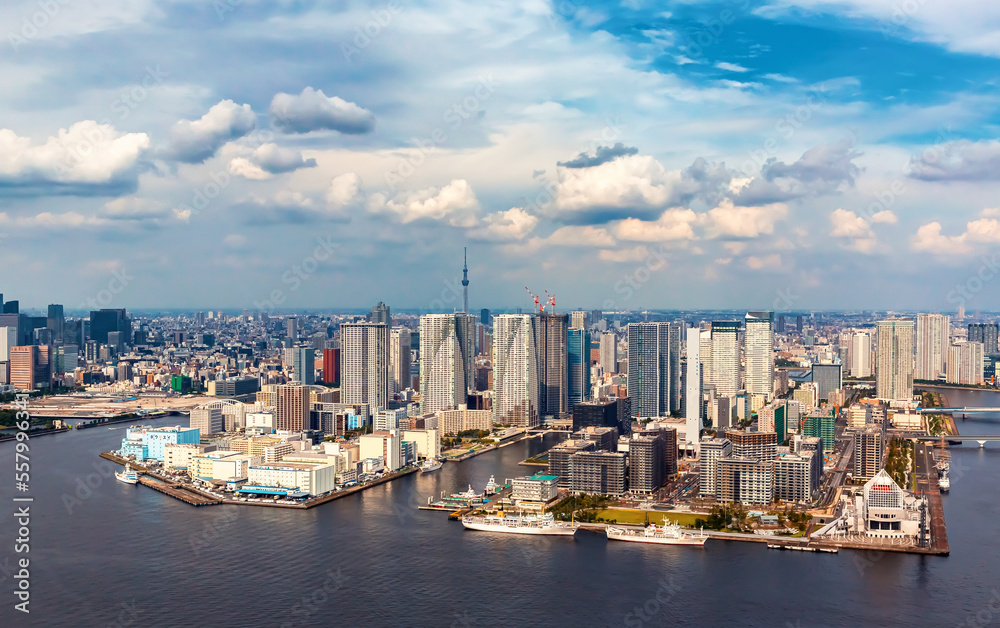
547 439 595 488
511 474 560 508
246 462 337 496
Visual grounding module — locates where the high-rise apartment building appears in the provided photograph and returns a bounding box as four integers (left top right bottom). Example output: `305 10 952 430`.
492 314 538 427
570 311 587 330
291 347 316 385
684 326 701 454
340 322 389 410
536 313 569 418
710 321 740 397
276 382 310 432
699 437 732 497
628 433 665 494
876 319 915 401
947 341 984 385
599 332 617 375
968 323 999 356
744 311 774 399
718 456 773 505
322 348 340 385
915 313 950 380
420 315 468 414
851 332 872 377
626 322 681 419
567 328 591 408
853 424 885 482
390 328 412 394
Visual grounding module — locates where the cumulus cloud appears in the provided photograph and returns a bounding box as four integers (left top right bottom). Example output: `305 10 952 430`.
368 179 479 227
735 140 862 205
550 154 682 222
706 199 788 238
829 208 872 238
598 245 656 262
254 144 317 174
909 139 1000 181
745 254 783 270
270 87 375 134
0 121 150 196
468 207 538 241
557 143 639 168
871 210 898 224
167 100 256 163
326 173 363 211
546 225 616 247
912 222 970 255
616 208 698 241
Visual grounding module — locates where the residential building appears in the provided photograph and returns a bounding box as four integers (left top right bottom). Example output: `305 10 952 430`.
190 405 224 435
570 450 627 496
390 328 412 395
420 314 474 414
626 322 681 419
853 424 885 482
774 451 820 503
599 332 617 374
511 473 560 507
684 326 701 455
567 328 591 408
710 321 741 397
725 429 777 462
947 341 984 385
276 382 310 432
699 437 732 498
628 433 665 494
536 312 569 418
968 323 999 356
744 311 774 400
718 456 773 505
571 399 619 432
493 314 539 427
341 322 389 410
876 319 915 401
915 313 950 380
547 439 594 488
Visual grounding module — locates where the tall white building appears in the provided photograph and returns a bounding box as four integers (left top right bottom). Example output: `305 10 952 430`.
710 321 741 398
570 311 587 330
492 314 539 428
0 326 16 362
915 313 950 380
389 328 412 394
744 311 774 400
851 332 872 377
599 332 617 375
699 327 713 393
876 319 915 401
340 322 389 410
947 341 984 385
420 315 468 414
684 326 701 455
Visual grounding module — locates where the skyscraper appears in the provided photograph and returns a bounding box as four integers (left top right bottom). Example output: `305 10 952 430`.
876 319 915 401
390 328 412 394
420 315 468 414
322 348 340 385
851 332 872 377
947 341 984 385
480 308 490 326
536 312 569 418
89 309 130 345
744 311 774 399
371 301 391 328
46 304 64 342
968 323 999 355
567 328 591 408
493 314 538 427
626 322 681 419
340 322 389 410
570 311 587 330
710 321 741 398
599 332 617 375
286 316 297 341
915 313 950 380
291 347 316 385
684 326 701 454
276 382 310 432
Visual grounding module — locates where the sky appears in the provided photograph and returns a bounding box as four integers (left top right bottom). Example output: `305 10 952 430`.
3 0 1000 314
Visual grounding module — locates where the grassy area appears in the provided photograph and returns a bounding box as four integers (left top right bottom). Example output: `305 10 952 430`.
594 509 702 527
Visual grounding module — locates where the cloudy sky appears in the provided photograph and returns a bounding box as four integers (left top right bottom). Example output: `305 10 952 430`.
3 0 1000 313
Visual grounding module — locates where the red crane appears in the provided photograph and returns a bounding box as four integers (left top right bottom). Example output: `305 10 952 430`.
524 287 540 313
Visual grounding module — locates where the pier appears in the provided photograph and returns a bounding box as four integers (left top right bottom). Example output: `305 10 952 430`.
138 475 222 507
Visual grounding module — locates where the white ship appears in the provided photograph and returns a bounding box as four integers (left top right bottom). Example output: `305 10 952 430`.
419 459 443 473
115 466 139 485
462 512 580 536
606 519 708 547
939 470 950 492
484 475 498 494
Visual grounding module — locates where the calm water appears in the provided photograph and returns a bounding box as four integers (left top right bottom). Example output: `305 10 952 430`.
3 391 1000 628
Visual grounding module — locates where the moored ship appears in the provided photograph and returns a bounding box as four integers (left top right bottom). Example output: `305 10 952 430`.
605 519 707 547
115 466 140 485
461 512 579 536
419 459 443 473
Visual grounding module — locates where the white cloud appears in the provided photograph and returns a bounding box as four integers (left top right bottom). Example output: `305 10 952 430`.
706 199 788 238
369 179 479 226
326 173 363 209
167 100 256 163
470 207 538 241
616 208 698 241
871 210 898 224
550 154 681 221
745 254 783 270
912 222 970 255
598 246 653 262
222 234 247 249
0 121 149 190
546 225 615 247
829 208 872 238
716 61 750 72
270 87 375 134
229 157 269 180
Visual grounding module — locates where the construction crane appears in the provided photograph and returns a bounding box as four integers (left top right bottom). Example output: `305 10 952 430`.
524 287 540 313
545 290 556 312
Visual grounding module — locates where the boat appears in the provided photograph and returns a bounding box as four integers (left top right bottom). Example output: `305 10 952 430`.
461 512 579 536
115 466 139 485
605 518 708 547
939 470 950 492
419 459 443 473
455 485 479 500
484 475 498 494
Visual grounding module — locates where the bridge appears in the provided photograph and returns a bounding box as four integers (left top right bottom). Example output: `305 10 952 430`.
916 407 1000 414
913 434 1000 447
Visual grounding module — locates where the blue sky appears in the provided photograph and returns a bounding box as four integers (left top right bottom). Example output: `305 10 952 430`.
3 0 1000 313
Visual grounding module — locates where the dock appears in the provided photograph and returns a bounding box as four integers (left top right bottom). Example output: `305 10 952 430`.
138 475 222 506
